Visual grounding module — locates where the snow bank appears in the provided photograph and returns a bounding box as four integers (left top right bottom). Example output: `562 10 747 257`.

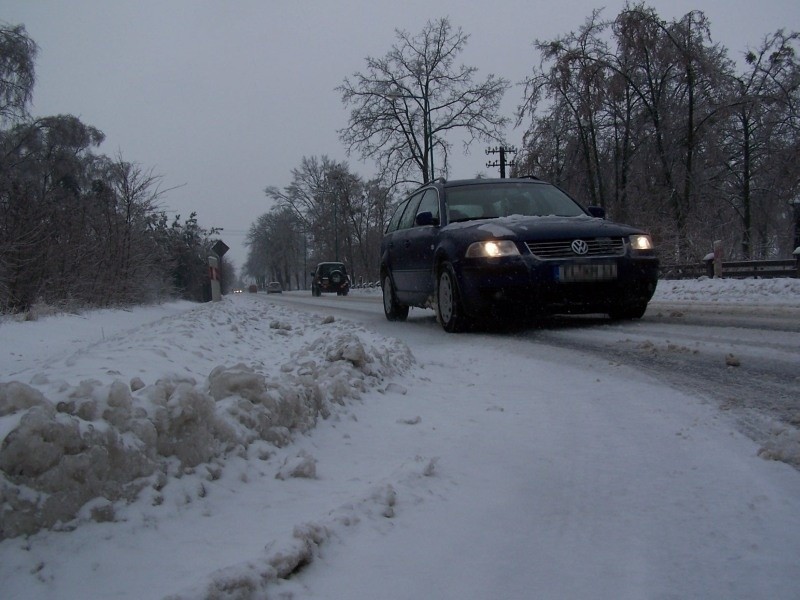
0 299 414 540
654 277 800 305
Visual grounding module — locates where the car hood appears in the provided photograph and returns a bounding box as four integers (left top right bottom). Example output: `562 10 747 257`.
444 214 643 240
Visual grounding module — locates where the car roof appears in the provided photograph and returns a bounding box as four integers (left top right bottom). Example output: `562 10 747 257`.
404 177 548 194
441 177 545 188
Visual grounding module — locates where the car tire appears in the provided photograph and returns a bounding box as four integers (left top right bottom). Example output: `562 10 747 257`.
436 262 469 333
382 275 409 321
312 285 320 297
609 303 647 320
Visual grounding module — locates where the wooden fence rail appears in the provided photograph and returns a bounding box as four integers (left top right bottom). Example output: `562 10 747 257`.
660 258 800 280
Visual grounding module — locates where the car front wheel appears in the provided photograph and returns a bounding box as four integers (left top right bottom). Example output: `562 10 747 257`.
436 263 469 333
609 302 647 320
382 275 409 321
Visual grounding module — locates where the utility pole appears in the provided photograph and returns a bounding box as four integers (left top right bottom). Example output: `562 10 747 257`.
334 201 339 261
486 146 517 178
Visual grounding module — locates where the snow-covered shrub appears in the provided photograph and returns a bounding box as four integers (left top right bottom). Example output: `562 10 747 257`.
17 301 61 322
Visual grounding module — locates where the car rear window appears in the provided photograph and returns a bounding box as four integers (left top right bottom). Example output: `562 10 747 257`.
318 263 346 276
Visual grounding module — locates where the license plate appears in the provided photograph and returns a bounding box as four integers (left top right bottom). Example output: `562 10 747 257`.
557 263 617 282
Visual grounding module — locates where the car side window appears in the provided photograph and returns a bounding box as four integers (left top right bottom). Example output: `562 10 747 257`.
386 198 409 233
398 192 423 230
415 189 439 225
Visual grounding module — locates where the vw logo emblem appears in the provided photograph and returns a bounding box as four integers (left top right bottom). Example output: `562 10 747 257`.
571 239 589 255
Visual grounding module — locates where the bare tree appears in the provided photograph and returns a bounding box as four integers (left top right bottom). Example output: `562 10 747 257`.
0 22 37 124
338 18 510 186
519 11 614 208
718 31 800 258
98 156 171 303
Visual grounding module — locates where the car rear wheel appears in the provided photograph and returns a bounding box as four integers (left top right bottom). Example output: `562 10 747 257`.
436 263 469 333
382 275 409 321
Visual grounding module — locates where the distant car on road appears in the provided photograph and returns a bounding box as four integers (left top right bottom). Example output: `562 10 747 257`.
380 177 659 332
311 262 350 296
248 284 258 293
266 281 283 294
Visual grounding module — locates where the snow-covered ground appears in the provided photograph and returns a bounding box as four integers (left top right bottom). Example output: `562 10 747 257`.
654 276 800 304
1 278 799 599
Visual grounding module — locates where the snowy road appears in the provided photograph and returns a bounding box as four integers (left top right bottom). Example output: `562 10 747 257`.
256 289 800 599
263 290 800 467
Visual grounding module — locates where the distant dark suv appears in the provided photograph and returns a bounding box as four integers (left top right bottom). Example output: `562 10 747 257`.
380 177 659 332
311 262 350 296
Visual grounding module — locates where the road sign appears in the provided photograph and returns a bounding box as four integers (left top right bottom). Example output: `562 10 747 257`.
212 240 229 257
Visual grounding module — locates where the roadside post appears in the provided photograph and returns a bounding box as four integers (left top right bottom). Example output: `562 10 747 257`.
713 240 723 278
208 256 221 302
209 240 229 302
791 198 800 251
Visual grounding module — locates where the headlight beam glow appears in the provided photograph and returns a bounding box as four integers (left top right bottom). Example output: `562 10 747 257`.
630 235 653 251
465 240 520 258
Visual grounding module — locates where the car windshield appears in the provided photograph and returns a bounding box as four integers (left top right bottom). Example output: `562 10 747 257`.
445 183 586 222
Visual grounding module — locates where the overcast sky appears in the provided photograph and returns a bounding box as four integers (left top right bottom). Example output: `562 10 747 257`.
4 0 799 270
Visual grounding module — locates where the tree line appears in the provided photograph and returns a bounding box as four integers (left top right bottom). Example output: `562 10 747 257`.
516 4 800 262
246 156 392 289
247 6 799 286
0 23 227 313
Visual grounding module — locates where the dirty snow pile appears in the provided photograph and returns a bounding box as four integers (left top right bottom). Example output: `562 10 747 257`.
0 300 413 540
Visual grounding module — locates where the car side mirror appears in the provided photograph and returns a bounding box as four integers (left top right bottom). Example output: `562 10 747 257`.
415 211 438 227
587 206 606 219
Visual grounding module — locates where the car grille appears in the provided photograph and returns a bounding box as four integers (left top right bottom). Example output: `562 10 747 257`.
526 237 625 259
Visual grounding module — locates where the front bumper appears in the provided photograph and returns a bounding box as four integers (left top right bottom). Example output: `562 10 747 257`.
455 254 659 317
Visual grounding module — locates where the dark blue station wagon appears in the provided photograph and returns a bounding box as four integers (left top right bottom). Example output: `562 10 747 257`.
380 177 659 332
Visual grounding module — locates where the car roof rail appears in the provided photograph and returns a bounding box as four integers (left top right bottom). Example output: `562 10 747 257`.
517 174 541 181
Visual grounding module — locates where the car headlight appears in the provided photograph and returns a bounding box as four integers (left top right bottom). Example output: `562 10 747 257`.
629 234 653 251
465 240 521 258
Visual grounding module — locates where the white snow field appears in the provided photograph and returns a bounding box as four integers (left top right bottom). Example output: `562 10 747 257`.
1 277 799 599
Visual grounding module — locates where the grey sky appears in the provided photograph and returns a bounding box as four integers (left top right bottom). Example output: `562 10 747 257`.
4 0 799 270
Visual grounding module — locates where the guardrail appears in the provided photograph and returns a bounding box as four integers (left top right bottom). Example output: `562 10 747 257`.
661 258 799 280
